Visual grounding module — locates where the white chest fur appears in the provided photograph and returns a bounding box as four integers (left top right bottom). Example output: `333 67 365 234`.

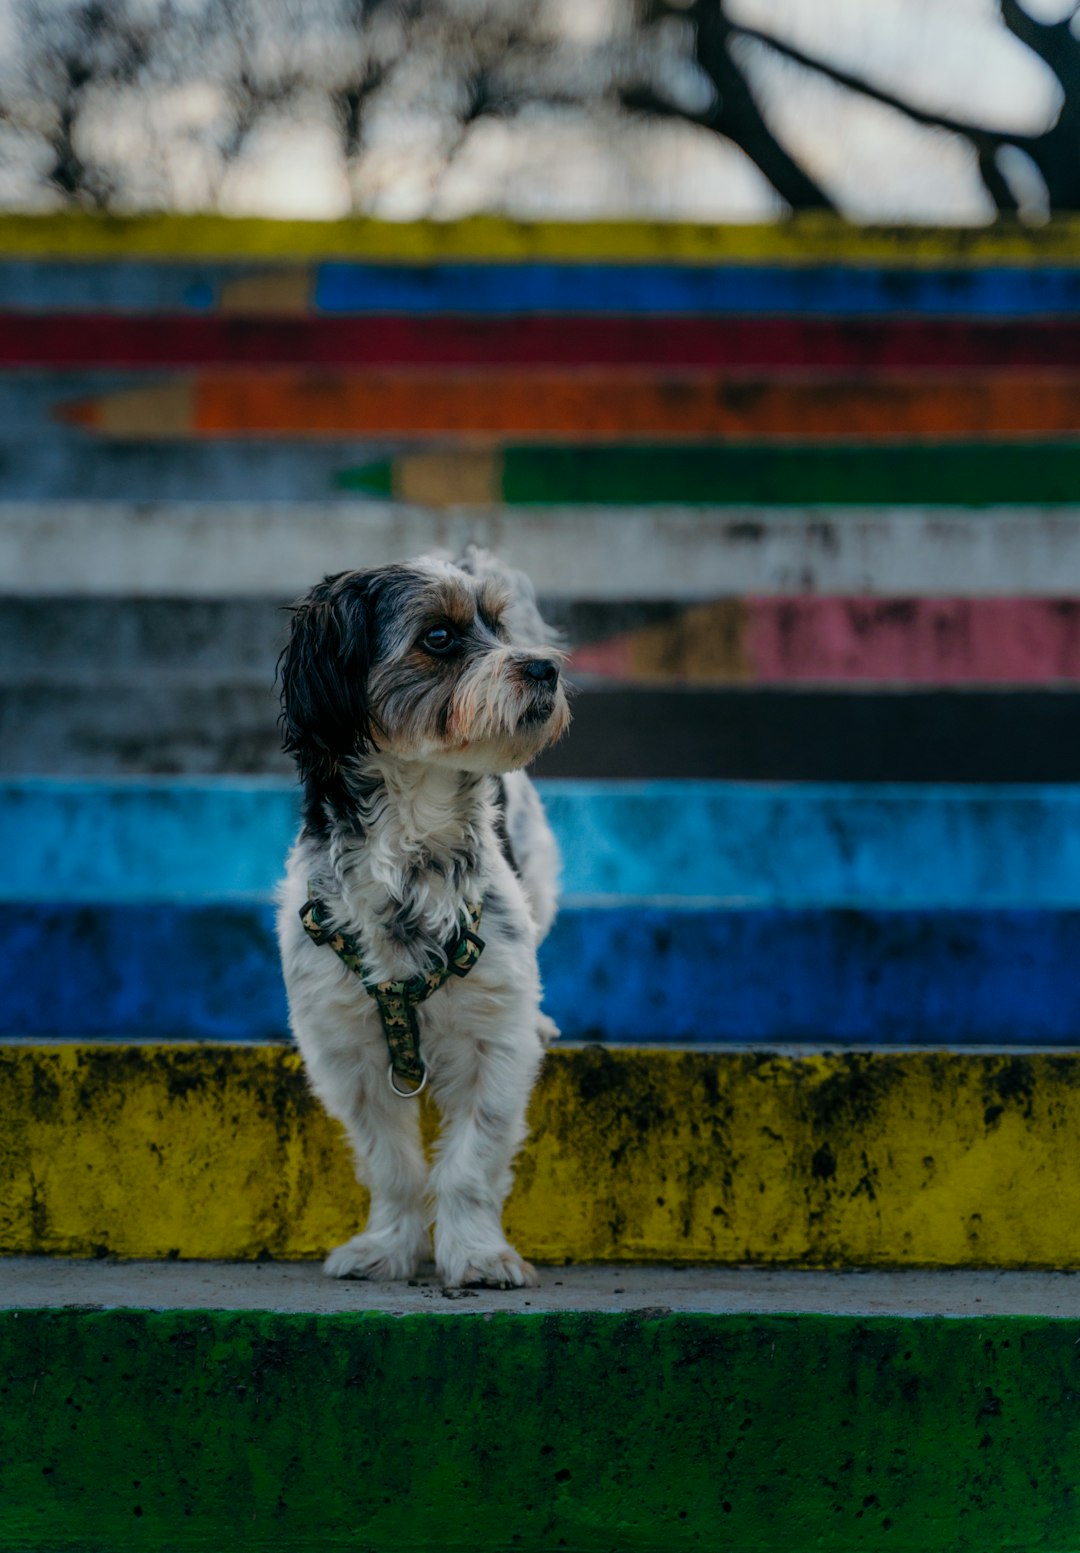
313 760 497 983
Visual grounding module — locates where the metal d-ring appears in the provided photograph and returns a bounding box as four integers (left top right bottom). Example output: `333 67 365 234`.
388 1061 428 1099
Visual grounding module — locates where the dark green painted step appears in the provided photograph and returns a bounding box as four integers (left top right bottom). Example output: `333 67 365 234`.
341 441 1080 505
3 1264 1079 1553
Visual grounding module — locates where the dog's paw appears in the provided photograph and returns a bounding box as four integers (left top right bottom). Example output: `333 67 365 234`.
537 1012 560 1048
324 1228 427 1281
440 1246 541 1290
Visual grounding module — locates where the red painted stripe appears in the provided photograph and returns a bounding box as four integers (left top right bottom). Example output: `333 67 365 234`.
6 313 1080 369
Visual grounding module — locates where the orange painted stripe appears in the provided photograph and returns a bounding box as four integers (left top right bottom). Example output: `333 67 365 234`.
59 372 1080 441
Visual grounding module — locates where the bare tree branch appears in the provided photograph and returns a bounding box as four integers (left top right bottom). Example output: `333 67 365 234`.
978 145 1021 215
999 0 1080 209
685 2 835 210
729 15 1034 156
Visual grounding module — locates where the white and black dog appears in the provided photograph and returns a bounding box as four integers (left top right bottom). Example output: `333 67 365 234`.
276 549 570 1289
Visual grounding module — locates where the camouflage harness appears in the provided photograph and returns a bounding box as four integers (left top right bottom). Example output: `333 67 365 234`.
299 890 485 1097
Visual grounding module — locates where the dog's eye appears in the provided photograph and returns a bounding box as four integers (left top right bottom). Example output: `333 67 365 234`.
420 625 459 656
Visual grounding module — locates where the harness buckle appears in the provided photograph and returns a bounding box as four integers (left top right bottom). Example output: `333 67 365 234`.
388 1061 428 1099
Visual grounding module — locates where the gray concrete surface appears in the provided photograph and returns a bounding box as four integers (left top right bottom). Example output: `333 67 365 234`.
0 598 685 775
8 501 1080 600
4 1258 1080 1317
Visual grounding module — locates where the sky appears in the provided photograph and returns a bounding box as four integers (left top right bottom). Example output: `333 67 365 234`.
0 0 1071 221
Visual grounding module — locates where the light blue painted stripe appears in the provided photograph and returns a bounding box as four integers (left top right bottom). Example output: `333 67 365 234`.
7 262 1080 315
8 778 1080 907
6 901 1080 1044
0 778 295 902
316 264 1080 316
542 782 1080 906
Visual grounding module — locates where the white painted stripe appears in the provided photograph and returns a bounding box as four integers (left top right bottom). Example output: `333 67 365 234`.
6 503 1080 598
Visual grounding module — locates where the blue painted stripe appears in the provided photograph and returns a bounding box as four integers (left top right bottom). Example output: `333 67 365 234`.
546 906 1080 1044
315 264 1080 317
0 263 225 312
9 779 1080 907
7 901 1080 1044
7 262 1080 316
0 437 389 500
0 901 283 1040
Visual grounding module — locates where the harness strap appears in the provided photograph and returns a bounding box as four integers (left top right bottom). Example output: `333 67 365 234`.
299 893 484 1096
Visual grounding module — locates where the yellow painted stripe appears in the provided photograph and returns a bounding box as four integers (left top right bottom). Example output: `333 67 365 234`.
3 213 1080 264
3 1043 1078 1267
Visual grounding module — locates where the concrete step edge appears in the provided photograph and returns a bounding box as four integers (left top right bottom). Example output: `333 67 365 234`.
5 1258 1080 1319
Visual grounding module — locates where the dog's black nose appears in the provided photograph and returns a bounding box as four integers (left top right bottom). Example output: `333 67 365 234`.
524 659 560 686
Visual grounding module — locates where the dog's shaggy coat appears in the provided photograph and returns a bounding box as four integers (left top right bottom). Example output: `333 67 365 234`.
276 551 569 1288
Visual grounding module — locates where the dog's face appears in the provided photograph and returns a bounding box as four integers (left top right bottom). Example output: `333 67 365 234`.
279 555 570 778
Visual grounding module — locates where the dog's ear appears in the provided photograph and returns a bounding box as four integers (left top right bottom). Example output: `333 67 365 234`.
277 573 378 779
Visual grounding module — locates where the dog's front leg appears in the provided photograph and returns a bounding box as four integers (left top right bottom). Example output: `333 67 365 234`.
319 1067 431 1281
428 1029 543 1289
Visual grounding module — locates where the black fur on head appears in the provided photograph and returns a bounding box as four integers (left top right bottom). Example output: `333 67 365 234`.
277 570 382 784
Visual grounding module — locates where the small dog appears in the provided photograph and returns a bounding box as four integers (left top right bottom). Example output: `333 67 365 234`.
276 549 570 1288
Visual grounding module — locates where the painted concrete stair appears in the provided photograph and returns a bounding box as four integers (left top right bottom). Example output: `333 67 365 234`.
17 898 1080 1045
7 214 1080 1552
14 598 1080 781
4 1042 1079 1267
5 1036 1080 1552
4 1257 1080 1553
8 778 1080 1047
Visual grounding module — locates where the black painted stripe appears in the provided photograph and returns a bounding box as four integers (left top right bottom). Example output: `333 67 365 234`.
534 688 1080 781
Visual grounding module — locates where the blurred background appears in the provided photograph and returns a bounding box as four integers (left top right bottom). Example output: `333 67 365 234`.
6 0 1080 1046
1 0 1078 224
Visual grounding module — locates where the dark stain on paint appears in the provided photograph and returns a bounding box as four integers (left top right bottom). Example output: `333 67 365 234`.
811 1143 837 1180
984 1056 1035 1121
805 1052 905 1135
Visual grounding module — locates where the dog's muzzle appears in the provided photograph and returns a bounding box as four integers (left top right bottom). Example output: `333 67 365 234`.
518 658 561 727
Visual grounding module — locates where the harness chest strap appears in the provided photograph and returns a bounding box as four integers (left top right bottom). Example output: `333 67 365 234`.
299 891 485 1097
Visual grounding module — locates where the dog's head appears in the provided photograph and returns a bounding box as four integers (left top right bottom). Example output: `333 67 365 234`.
278 550 570 780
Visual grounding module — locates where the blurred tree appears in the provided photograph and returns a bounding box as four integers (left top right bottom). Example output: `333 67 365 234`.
0 0 1071 219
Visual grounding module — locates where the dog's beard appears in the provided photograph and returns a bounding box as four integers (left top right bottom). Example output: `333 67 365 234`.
371 648 570 774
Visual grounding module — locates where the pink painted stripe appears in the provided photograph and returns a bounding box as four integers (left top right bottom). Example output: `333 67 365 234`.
570 599 1080 685
569 637 636 679
746 599 1080 684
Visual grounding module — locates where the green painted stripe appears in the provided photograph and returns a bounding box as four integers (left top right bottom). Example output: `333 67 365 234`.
492 443 1080 505
2 1306 1077 1552
6 1043 1080 1267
